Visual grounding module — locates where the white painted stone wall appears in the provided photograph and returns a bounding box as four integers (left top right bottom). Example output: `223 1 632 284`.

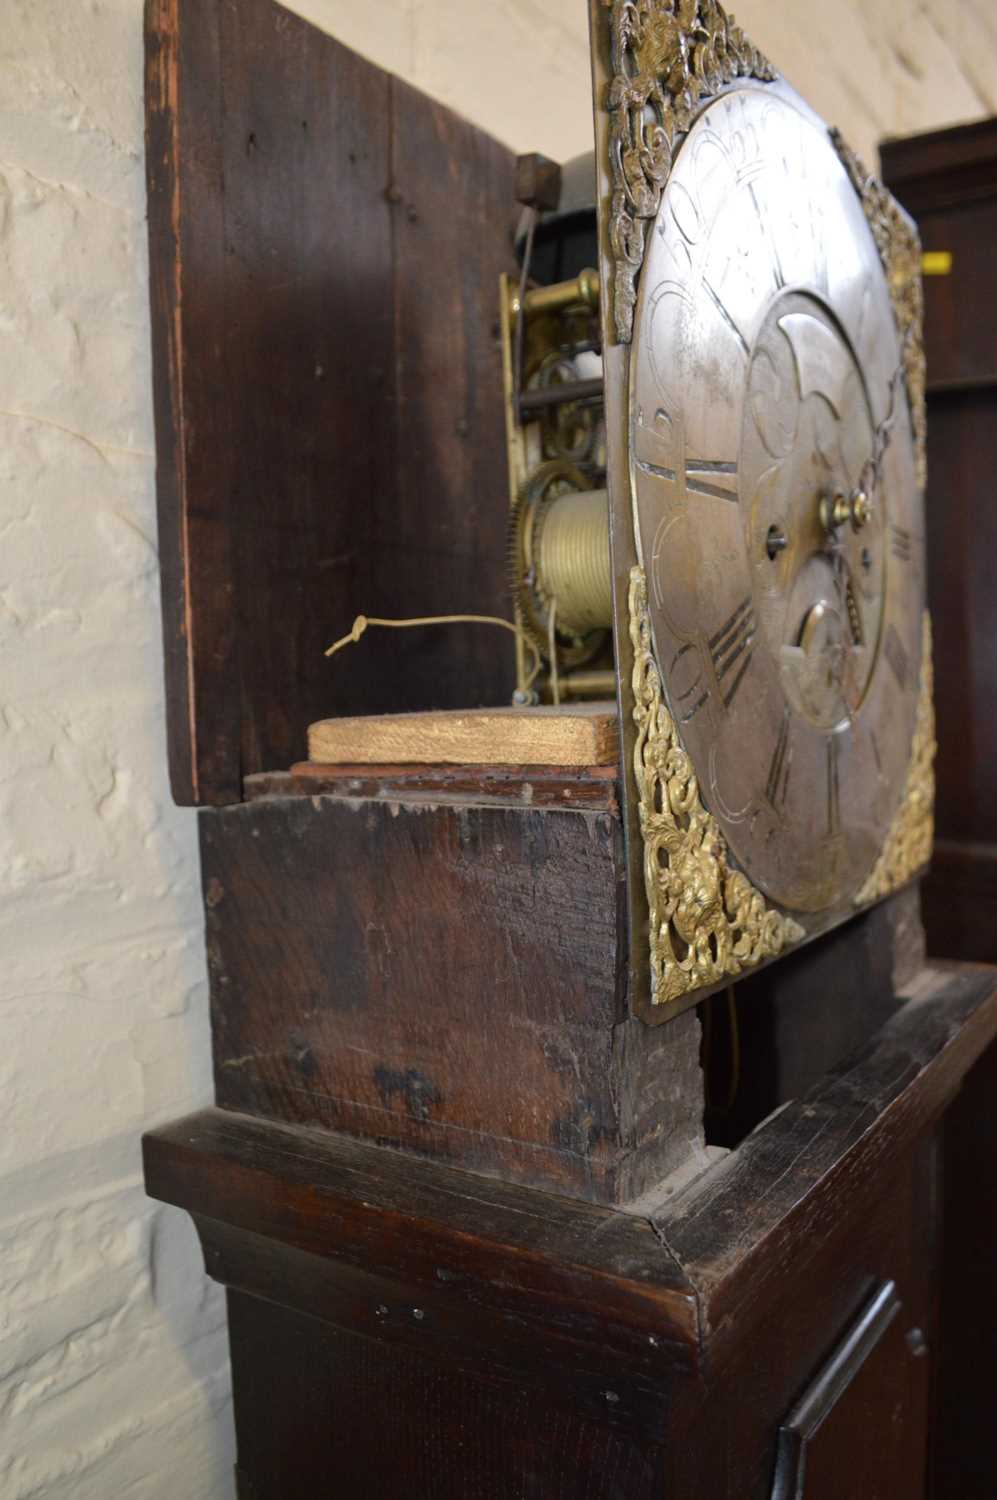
0 2 993 1496
289 0 997 166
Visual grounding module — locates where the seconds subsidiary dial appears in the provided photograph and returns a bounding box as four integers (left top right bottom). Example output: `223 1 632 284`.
629 84 924 914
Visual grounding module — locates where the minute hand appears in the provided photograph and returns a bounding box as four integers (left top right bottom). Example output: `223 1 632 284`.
864 367 904 498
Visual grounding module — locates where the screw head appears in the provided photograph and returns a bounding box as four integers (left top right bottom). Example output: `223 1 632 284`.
850 488 871 530
906 1327 928 1358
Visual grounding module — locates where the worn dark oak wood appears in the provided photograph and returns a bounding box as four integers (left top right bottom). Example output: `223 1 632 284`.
247 762 621 812
769 1281 918 1500
920 390 997 850
206 774 934 1205
882 117 997 1500
140 7 997 1492
667 1145 936 1498
145 0 517 805
146 0 235 806
705 887 921 1147
659 965 995 1364
215 0 395 796
881 118 997 209
227 1292 666 1500
882 123 997 965
378 74 516 710
200 788 706 1204
145 1108 698 1440
922 841 997 966
933 1037 997 1499
880 119 997 389
144 961 997 1494
882 120 997 391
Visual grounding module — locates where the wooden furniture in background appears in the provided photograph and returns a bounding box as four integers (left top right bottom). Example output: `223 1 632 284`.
883 119 997 966
883 119 997 1500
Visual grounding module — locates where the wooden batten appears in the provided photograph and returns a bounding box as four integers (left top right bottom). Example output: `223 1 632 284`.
307 703 621 767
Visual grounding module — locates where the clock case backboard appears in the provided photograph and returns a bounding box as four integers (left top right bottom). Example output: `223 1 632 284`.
588 0 934 1024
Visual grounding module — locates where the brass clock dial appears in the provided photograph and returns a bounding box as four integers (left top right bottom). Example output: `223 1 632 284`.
629 84 924 914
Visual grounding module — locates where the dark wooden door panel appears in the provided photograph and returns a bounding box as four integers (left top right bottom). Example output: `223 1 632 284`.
923 390 997 847
882 119 997 391
919 201 997 389
772 1283 928 1500
227 1291 665 1500
881 113 997 1500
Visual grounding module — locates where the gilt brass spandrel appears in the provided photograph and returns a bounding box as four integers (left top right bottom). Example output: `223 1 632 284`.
854 612 935 905
602 0 776 345
628 564 804 1010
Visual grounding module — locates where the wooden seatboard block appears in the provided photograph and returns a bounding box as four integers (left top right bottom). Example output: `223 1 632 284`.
199 791 650 1202
307 702 621 767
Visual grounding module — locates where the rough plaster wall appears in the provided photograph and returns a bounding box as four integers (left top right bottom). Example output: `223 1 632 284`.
0 1 994 1497
0 1 231 1496
288 0 997 166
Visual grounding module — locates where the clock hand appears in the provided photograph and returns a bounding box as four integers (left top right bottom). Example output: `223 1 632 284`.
819 367 903 539
864 365 903 500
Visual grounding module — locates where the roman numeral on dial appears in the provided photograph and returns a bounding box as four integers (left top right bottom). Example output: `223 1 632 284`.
709 598 756 711
669 643 711 724
890 524 912 563
884 623 909 691
826 735 841 838
685 459 739 502
766 710 793 811
635 456 739 503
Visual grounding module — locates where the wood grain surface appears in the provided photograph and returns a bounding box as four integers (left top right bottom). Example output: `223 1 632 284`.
247 762 621 812
199 789 703 1203
145 0 518 804
144 959 997 1493
226 1291 667 1500
882 120 997 1500
306 703 621 766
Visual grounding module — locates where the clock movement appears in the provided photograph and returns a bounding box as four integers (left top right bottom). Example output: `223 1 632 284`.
139 1 997 1495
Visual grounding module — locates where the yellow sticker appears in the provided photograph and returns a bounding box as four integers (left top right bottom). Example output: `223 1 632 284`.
922 251 953 275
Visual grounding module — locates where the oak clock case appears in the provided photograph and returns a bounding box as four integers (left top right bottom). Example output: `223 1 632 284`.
587 36 933 1022
142 8 997 1495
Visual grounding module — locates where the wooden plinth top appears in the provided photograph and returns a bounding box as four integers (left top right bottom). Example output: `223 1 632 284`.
146 962 997 1440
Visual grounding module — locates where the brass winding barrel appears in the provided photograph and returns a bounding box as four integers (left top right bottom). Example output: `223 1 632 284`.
535 488 612 635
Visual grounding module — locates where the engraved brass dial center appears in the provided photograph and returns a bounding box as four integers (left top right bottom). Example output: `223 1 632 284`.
628 86 924 916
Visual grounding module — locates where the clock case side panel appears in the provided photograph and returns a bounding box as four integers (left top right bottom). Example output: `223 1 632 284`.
145 0 518 807
587 1 934 1025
